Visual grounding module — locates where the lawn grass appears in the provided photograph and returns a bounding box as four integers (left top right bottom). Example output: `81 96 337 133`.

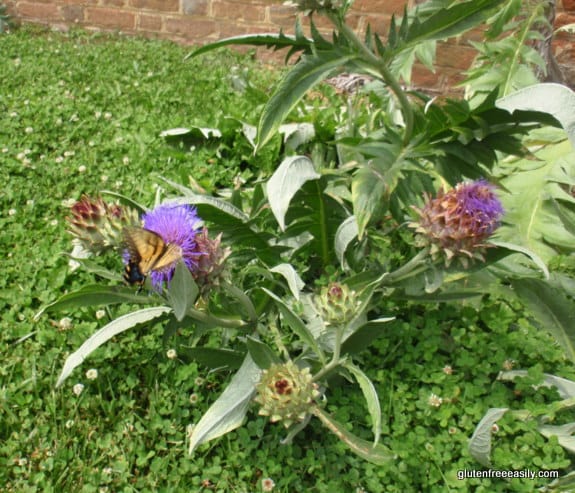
1 26 574 492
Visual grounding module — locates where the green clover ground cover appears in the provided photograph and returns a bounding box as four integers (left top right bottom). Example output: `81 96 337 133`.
1 27 574 492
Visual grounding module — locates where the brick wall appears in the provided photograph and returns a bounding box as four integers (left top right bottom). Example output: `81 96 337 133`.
4 0 575 90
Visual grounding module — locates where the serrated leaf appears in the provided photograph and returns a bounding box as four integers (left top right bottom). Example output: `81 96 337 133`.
55 306 171 387
312 407 395 465
188 354 261 454
469 408 509 467
270 263 305 300
343 361 382 446
34 285 156 321
185 32 311 61
256 51 357 151
497 83 575 148
335 215 358 269
266 155 320 231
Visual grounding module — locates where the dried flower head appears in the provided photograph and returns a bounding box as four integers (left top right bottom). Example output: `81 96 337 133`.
410 180 504 267
191 228 231 292
67 195 139 253
255 361 320 428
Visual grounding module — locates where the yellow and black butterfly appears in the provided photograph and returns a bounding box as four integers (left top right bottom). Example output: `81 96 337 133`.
123 227 183 286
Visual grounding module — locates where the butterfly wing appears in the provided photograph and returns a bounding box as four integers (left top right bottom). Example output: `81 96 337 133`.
123 228 168 284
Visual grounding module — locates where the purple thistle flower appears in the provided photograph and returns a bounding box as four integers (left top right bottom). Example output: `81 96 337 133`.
410 180 504 267
141 204 202 289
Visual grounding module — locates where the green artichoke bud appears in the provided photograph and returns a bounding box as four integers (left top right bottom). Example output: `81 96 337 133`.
66 195 140 253
254 361 320 428
409 180 504 268
314 282 359 326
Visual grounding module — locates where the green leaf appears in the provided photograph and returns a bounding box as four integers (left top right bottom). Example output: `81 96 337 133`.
539 423 575 454
256 51 358 151
166 261 199 321
341 317 395 356
262 288 325 361
511 278 575 362
266 156 320 231
270 263 305 300
497 83 575 148
498 370 575 399
179 347 245 370
469 407 509 467
335 215 358 269
55 306 172 387
245 335 281 369
184 32 312 61
342 361 382 446
405 0 505 47
312 407 395 465
488 240 549 279
189 354 262 454
34 285 156 320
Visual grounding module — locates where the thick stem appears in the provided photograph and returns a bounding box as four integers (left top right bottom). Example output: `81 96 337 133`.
328 13 415 145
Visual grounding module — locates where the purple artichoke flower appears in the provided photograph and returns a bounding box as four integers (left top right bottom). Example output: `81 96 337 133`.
139 204 203 289
410 180 504 267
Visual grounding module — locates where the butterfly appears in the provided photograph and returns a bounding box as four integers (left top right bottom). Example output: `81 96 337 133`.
123 227 183 286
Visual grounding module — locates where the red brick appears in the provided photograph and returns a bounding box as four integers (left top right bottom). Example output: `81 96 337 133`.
15 2 60 21
138 13 163 31
101 0 128 7
212 1 267 22
563 0 575 11
85 7 136 30
61 4 85 22
183 0 209 16
130 0 179 12
164 16 217 40
355 0 409 16
435 41 477 71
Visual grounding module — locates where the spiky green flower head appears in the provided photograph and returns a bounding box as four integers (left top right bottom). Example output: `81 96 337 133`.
410 180 504 267
314 282 359 327
66 195 139 253
254 361 321 428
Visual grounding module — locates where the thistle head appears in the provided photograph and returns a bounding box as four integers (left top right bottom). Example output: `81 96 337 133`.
254 361 321 428
314 282 359 326
410 180 504 267
66 195 139 253
191 228 231 292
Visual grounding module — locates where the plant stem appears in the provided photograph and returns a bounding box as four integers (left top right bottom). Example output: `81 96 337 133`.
328 13 415 145
381 248 430 285
312 324 345 382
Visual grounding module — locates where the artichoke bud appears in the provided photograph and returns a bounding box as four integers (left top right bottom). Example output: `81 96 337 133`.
192 229 231 291
66 195 140 253
254 361 320 428
314 282 359 326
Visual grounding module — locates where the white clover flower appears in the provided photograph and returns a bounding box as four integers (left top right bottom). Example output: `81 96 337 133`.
166 349 177 360
86 368 98 380
94 111 102 119
2 147 8 153
10 112 18 118
262 478 276 492
78 165 87 173
428 393 443 407
8 208 16 216
104 112 112 120
72 383 85 396
55 156 64 163
64 150 75 157
122 157 130 165
50 219 58 227
189 393 199 404
100 175 109 183
442 365 453 375
62 198 77 208
95 309 106 320
26 199 34 206
65 419 75 429
25 127 34 134
59 317 73 330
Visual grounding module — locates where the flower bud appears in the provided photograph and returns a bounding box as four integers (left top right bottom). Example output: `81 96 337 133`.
314 282 359 326
66 195 139 253
192 228 231 292
254 361 320 428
